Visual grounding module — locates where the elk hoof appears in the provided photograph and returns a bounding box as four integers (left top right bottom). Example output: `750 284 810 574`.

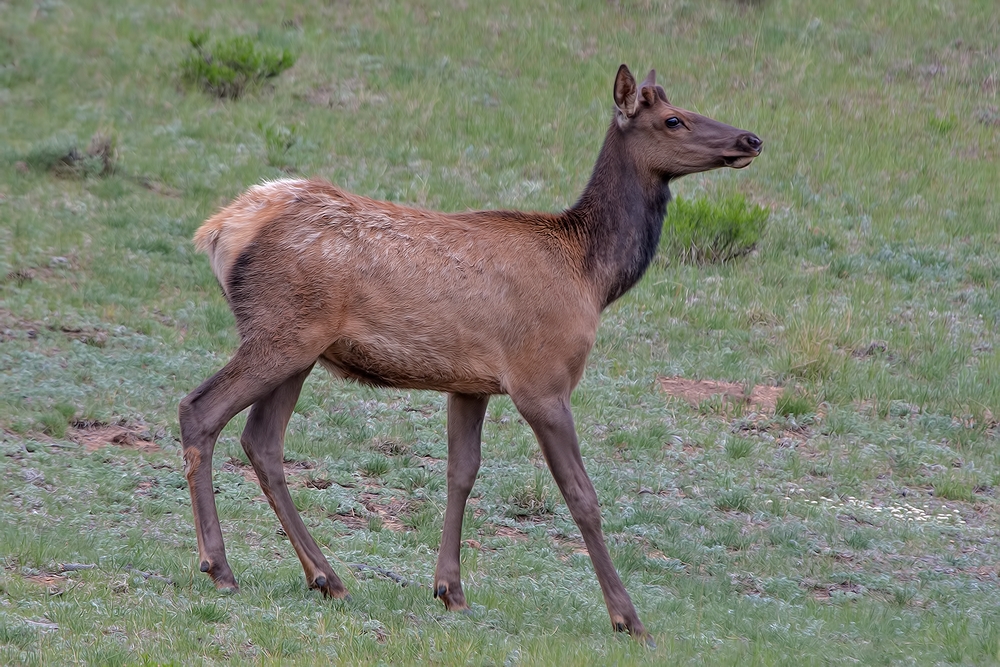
315 578 350 601
201 559 238 591
612 615 655 647
434 582 469 611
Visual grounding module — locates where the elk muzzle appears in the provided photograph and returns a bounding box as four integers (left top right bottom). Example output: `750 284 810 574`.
723 132 763 169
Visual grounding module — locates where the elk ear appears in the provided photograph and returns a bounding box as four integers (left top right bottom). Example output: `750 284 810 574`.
613 64 638 121
636 69 661 108
654 85 669 104
638 84 658 107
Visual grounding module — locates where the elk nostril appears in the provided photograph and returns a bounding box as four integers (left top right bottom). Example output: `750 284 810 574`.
745 134 762 151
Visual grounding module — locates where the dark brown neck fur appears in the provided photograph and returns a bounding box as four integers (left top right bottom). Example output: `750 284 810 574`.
561 122 671 309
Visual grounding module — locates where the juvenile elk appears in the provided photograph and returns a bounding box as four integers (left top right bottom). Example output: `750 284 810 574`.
180 64 761 642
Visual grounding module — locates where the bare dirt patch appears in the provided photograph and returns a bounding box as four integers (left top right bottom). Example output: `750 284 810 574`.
552 535 588 557
331 490 409 533
24 572 68 595
25 573 66 587
0 306 42 341
222 456 312 487
58 324 108 347
68 420 160 453
297 78 386 111
804 580 865 600
0 307 109 346
358 491 407 532
333 513 370 531
490 525 529 542
658 376 783 413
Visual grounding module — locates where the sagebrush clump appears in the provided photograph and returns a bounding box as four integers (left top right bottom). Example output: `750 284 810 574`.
659 194 768 265
181 31 295 99
21 132 117 178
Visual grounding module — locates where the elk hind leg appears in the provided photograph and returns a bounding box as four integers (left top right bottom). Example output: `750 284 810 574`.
179 345 312 591
240 365 348 599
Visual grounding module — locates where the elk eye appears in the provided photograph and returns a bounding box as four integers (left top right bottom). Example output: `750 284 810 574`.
665 117 681 129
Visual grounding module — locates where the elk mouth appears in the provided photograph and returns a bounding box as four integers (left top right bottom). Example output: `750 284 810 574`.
723 154 758 169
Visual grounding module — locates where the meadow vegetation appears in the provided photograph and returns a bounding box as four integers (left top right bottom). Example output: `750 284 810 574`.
1 0 999 664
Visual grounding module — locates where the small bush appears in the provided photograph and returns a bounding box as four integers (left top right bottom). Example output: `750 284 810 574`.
21 132 117 177
182 31 295 99
659 194 768 265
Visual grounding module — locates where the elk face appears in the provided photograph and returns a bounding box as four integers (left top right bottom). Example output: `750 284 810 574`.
613 64 762 180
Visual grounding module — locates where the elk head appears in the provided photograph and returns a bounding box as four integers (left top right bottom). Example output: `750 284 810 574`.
613 64 762 180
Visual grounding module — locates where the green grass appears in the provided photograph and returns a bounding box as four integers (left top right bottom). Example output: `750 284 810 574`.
2 0 1000 664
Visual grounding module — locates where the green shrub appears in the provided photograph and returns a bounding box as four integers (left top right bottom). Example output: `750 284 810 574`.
181 31 295 99
21 132 116 177
659 194 768 265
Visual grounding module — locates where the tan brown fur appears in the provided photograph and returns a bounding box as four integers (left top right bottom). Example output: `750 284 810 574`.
199 179 597 395
179 64 762 644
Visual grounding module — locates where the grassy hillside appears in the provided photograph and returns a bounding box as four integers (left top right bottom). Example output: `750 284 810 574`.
1 0 999 664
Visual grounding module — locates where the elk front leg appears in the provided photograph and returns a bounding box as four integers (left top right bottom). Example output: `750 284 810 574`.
433 393 489 611
239 365 348 598
512 392 652 645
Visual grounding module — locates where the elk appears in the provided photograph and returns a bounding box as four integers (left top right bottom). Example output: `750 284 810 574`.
179 64 762 643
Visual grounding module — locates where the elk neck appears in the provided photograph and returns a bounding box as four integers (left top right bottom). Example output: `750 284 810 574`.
561 121 671 310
